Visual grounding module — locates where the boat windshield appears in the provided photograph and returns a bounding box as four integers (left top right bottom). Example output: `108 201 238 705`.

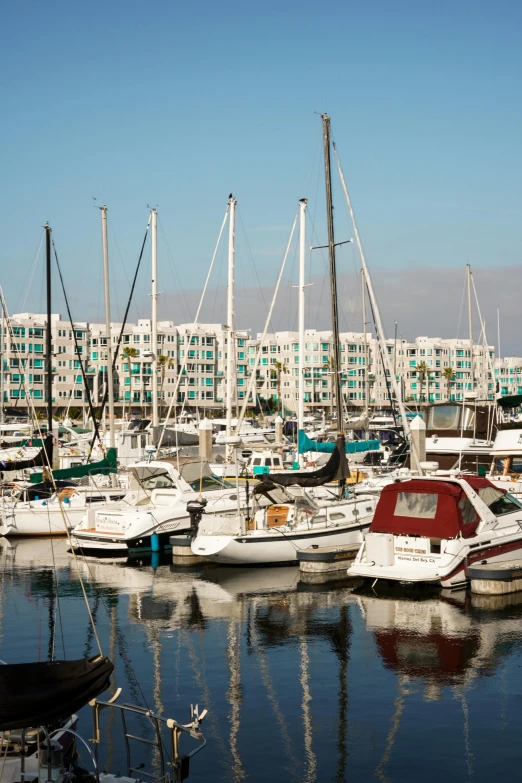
188 476 233 492
478 486 522 516
140 472 176 490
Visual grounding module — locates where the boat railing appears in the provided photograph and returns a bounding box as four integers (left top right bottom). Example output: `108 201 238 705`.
89 692 207 783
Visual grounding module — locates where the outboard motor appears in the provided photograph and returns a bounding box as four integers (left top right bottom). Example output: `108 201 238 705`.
187 498 208 537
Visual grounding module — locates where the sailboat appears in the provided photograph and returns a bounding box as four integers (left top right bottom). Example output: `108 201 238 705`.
191 115 379 565
0 218 130 537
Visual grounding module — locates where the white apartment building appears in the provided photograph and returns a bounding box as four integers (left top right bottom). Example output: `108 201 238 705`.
494 357 522 398
0 313 497 416
246 331 495 413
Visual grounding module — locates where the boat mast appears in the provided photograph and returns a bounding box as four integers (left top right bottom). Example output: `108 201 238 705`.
226 195 237 457
0 292 5 426
151 208 159 428
332 141 422 473
361 269 369 428
467 263 475 396
100 206 115 449
321 114 344 435
298 198 307 440
45 222 53 435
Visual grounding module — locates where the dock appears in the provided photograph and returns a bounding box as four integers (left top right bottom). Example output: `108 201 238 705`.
468 560 522 595
297 544 360 575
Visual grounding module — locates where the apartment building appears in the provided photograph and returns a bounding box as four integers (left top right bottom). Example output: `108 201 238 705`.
0 313 498 416
494 357 522 397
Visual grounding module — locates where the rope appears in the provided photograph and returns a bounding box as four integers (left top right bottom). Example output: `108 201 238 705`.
236 211 298 430
0 281 104 658
91 215 152 452
156 202 230 451
52 239 102 454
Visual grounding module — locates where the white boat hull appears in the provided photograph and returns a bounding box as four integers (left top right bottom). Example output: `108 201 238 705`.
350 529 522 589
192 521 370 565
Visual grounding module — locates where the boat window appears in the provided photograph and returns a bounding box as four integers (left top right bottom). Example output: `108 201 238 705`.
330 512 345 520
189 476 233 492
481 489 522 517
458 498 478 525
273 458 281 466
427 405 460 430
253 458 262 466
140 472 175 490
395 492 438 519
264 458 272 466
511 458 522 474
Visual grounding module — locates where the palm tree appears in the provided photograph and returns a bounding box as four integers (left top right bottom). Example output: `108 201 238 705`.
121 346 139 418
443 366 455 401
415 361 431 404
157 354 174 416
271 360 288 417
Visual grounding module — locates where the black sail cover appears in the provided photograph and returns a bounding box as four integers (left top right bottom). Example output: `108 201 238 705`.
258 434 350 489
0 655 114 730
0 435 54 473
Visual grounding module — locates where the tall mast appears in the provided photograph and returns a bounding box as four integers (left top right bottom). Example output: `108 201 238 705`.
497 308 501 365
332 141 422 473
298 198 307 437
0 292 5 425
151 208 159 428
361 269 369 427
321 114 343 434
100 206 115 448
226 196 237 456
467 263 474 396
45 223 53 434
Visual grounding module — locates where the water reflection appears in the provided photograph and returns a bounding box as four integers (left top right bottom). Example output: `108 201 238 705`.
2 538 522 782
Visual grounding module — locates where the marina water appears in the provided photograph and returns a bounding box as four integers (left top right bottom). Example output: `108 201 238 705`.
2 537 522 782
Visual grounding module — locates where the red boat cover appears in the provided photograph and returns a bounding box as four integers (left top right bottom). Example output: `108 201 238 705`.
370 478 502 539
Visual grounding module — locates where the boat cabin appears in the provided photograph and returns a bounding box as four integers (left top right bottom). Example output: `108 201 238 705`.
369 477 513 544
424 402 497 441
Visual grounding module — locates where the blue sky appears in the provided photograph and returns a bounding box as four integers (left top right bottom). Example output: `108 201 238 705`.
1 1 521 348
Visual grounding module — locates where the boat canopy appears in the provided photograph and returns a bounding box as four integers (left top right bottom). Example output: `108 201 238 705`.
298 429 380 455
0 435 53 473
370 477 503 540
0 655 113 731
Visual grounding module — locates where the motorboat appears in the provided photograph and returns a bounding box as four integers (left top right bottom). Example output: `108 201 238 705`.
210 448 292 479
487 426 522 497
0 480 127 537
70 457 250 555
424 402 498 472
213 417 277 446
349 475 522 588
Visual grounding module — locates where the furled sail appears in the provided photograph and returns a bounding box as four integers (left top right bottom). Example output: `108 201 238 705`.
0 655 114 731
258 434 350 488
298 428 380 455
29 448 117 484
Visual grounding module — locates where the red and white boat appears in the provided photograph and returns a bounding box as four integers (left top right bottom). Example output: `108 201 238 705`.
349 475 522 588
